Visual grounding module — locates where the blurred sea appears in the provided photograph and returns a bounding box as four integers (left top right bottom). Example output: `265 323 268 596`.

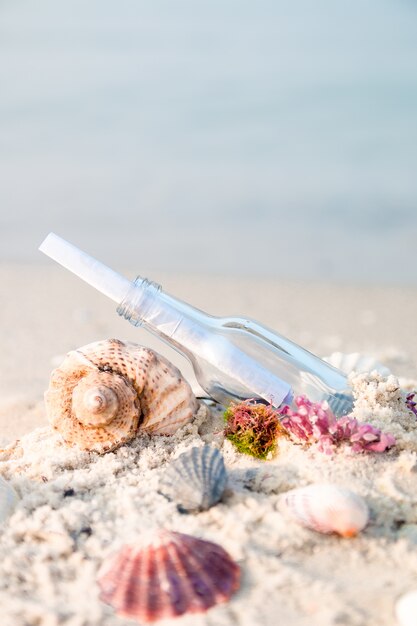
0 0 416 284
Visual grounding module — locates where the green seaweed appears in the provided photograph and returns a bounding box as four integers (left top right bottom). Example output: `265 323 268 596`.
224 400 286 460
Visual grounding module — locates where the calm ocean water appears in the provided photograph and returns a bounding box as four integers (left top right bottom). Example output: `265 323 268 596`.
0 1 416 284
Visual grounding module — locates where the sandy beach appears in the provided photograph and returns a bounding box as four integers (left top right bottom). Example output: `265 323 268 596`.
2 2 416 623
0 264 417 626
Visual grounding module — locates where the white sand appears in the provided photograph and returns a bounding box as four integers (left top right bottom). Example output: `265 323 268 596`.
0 265 417 626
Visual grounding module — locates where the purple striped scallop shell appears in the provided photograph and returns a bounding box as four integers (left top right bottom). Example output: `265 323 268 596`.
281 483 369 537
97 530 240 623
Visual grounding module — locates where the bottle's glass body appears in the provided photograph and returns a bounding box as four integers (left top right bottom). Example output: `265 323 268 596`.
118 278 353 416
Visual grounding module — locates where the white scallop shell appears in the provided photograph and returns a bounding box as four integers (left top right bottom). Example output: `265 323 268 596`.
0 475 18 523
396 589 417 626
323 352 391 377
281 483 369 537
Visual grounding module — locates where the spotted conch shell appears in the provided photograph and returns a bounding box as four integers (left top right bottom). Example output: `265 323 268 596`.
45 339 199 453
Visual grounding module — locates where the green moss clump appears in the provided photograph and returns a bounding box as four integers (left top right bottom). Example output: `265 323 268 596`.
224 400 287 460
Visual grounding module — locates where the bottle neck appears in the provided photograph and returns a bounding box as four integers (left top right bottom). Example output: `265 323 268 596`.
117 276 208 347
117 277 162 328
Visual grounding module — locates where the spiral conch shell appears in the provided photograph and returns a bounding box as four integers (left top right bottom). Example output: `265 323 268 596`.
45 339 199 453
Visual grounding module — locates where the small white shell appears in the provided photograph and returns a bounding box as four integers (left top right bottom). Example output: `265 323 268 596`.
395 590 417 626
281 483 369 537
323 352 391 377
0 475 18 523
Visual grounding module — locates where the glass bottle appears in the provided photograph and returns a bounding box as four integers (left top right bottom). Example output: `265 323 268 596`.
117 277 353 415
39 233 354 416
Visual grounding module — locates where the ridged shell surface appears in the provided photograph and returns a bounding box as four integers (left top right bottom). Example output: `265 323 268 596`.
97 530 240 622
395 589 417 626
45 339 198 453
0 475 18 523
159 446 227 512
323 352 391 377
281 483 369 537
